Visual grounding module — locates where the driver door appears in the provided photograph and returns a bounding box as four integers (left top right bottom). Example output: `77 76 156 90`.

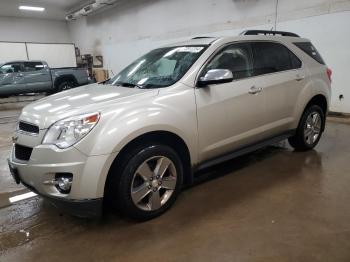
195 42 266 162
0 62 26 96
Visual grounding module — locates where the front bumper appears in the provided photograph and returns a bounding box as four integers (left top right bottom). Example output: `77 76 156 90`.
8 143 116 218
21 179 102 218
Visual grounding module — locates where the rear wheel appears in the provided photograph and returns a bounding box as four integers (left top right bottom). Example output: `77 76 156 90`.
288 104 325 151
108 144 183 221
56 80 76 93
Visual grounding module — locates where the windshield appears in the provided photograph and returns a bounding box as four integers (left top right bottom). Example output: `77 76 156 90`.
108 45 207 88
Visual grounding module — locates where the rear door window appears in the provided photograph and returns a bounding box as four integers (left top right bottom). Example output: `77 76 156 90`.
251 42 301 77
24 62 45 72
294 42 325 65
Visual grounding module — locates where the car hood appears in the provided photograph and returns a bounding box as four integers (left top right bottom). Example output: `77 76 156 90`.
19 83 159 129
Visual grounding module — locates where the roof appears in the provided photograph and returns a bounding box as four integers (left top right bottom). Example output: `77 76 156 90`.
0 60 46 64
165 34 309 47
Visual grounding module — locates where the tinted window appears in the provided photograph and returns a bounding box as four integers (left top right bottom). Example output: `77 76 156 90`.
290 51 302 69
24 62 45 72
252 42 301 76
0 63 22 74
201 43 253 80
294 42 325 65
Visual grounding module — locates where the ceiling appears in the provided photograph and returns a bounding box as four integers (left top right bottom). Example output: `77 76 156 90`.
0 0 88 20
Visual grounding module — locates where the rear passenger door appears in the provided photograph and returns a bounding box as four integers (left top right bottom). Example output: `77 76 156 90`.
23 62 52 92
251 41 304 135
195 43 266 162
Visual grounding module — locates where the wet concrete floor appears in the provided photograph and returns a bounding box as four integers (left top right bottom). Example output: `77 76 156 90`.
0 119 350 261
0 113 24 194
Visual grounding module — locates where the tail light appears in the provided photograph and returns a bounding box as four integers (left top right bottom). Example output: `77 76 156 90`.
326 68 332 83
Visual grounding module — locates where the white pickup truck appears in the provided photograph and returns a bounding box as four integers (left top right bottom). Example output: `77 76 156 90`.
0 60 90 97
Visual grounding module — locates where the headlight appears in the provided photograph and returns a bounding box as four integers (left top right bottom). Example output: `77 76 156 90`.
42 112 100 149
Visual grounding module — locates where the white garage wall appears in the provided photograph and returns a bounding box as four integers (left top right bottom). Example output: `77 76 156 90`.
68 0 276 72
68 0 350 113
278 11 350 114
0 16 76 67
0 16 70 43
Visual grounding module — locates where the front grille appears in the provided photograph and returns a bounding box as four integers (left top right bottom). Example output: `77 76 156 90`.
14 144 33 161
18 121 39 134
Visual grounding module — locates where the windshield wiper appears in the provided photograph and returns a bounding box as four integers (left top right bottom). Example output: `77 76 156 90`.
115 82 146 89
99 78 111 85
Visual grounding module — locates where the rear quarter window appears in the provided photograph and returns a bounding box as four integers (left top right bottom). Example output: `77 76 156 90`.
294 42 325 65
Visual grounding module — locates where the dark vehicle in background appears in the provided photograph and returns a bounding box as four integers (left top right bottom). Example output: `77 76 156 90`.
0 60 90 97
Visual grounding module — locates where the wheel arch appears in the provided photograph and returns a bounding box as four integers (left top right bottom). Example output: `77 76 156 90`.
54 74 78 89
304 94 328 131
306 94 328 114
104 130 193 198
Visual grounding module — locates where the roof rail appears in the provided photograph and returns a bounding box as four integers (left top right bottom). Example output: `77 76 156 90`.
241 30 300 37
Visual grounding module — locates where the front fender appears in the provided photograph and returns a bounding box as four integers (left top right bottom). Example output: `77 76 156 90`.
74 86 198 163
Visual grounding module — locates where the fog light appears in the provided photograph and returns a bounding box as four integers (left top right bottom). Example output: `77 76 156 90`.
55 173 73 194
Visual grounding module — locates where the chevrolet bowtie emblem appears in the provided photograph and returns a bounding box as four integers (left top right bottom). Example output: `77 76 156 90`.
12 134 18 143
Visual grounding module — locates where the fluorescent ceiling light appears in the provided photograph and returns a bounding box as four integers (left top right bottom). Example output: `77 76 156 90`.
19 5 45 12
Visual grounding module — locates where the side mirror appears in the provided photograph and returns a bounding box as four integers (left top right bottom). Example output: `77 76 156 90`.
197 69 234 87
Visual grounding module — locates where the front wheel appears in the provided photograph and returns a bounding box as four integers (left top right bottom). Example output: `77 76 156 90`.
288 105 325 151
109 144 183 221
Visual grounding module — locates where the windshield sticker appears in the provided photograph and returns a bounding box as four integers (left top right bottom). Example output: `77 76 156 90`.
164 46 204 57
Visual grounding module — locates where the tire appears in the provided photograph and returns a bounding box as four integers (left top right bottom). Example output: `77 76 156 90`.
288 104 325 151
56 80 76 93
107 144 183 221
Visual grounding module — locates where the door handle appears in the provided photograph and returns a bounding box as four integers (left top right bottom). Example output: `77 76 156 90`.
248 86 262 94
295 74 305 81
17 73 24 77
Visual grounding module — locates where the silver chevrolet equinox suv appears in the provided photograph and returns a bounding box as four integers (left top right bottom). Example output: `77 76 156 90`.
8 30 332 220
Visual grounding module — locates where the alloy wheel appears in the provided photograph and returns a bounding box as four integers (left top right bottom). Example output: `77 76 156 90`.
130 156 177 211
304 111 322 145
